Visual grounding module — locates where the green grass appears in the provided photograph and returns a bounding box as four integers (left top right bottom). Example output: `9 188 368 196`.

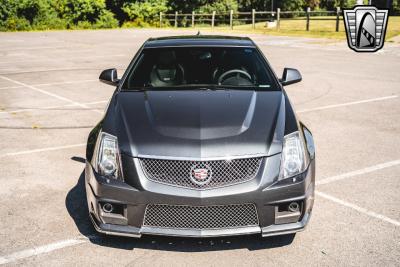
387 16 400 39
188 16 400 40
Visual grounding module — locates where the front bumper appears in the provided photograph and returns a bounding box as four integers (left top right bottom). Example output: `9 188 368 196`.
89 208 311 238
85 155 315 238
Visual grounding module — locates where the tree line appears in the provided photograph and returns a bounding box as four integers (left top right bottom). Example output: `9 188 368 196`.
1 0 399 31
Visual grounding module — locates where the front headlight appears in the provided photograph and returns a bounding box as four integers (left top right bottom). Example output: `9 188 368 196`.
279 131 308 180
96 132 123 180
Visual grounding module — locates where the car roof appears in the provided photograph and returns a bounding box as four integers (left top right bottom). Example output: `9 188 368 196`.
144 35 256 48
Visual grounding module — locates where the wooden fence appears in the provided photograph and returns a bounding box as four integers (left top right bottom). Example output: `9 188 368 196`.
159 7 342 32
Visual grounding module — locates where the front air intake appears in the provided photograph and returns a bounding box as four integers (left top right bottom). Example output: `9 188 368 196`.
143 203 259 230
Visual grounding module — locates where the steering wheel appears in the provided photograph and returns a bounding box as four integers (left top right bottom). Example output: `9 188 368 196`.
217 69 252 85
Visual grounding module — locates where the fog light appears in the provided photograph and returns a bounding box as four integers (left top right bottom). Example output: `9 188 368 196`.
288 202 300 212
275 201 303 224
102 202 114 213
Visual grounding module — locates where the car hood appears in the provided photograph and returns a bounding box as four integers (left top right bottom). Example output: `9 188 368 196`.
114 90 285 159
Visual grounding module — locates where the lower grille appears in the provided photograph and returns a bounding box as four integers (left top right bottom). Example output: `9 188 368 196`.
143 203 259 230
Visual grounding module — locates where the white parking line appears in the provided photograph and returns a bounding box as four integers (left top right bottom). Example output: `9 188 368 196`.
0 237 89 265
0 54 127 65
316 191 400 227
0 143 86 158
0 75 103 114
317 159 400 185
0 100 107 115
0 85 23 90
297 95 398 113
83 100 108 105
0 80 98 90
0 45 81 51
33 80 99 86
27 79 98 87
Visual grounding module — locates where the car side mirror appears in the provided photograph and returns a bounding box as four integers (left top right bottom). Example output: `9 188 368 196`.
99 68 119 86
280 68 302 86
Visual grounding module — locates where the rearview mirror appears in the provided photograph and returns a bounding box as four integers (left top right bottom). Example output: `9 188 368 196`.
280 68 302 86
99 68 119 86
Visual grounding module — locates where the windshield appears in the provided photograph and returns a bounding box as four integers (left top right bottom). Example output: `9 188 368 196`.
121 47 279 90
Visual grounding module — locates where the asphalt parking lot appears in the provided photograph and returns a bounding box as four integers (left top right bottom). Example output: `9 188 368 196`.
0 28 399 266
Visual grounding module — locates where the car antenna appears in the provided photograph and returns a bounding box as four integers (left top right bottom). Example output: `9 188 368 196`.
196 31 201 36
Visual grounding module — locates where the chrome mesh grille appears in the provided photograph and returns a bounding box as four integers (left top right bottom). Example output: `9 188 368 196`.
139 157 263 189
143 204 259 229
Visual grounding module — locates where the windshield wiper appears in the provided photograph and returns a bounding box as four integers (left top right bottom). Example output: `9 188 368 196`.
123 84 263 91
193 87 218 91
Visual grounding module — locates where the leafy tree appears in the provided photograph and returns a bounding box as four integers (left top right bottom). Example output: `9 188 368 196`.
122 0 169 25
393 0 400 14
238 0 273 11
197 0 239 13
325 0 359 8
0 0 67 30
0 0 17 29
55 0 106 24
319 0 337 10
168 0 210 14
105 0 128 25
278 0 306 11
305 0 321 9
95 10 119 28
16 0 42 23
